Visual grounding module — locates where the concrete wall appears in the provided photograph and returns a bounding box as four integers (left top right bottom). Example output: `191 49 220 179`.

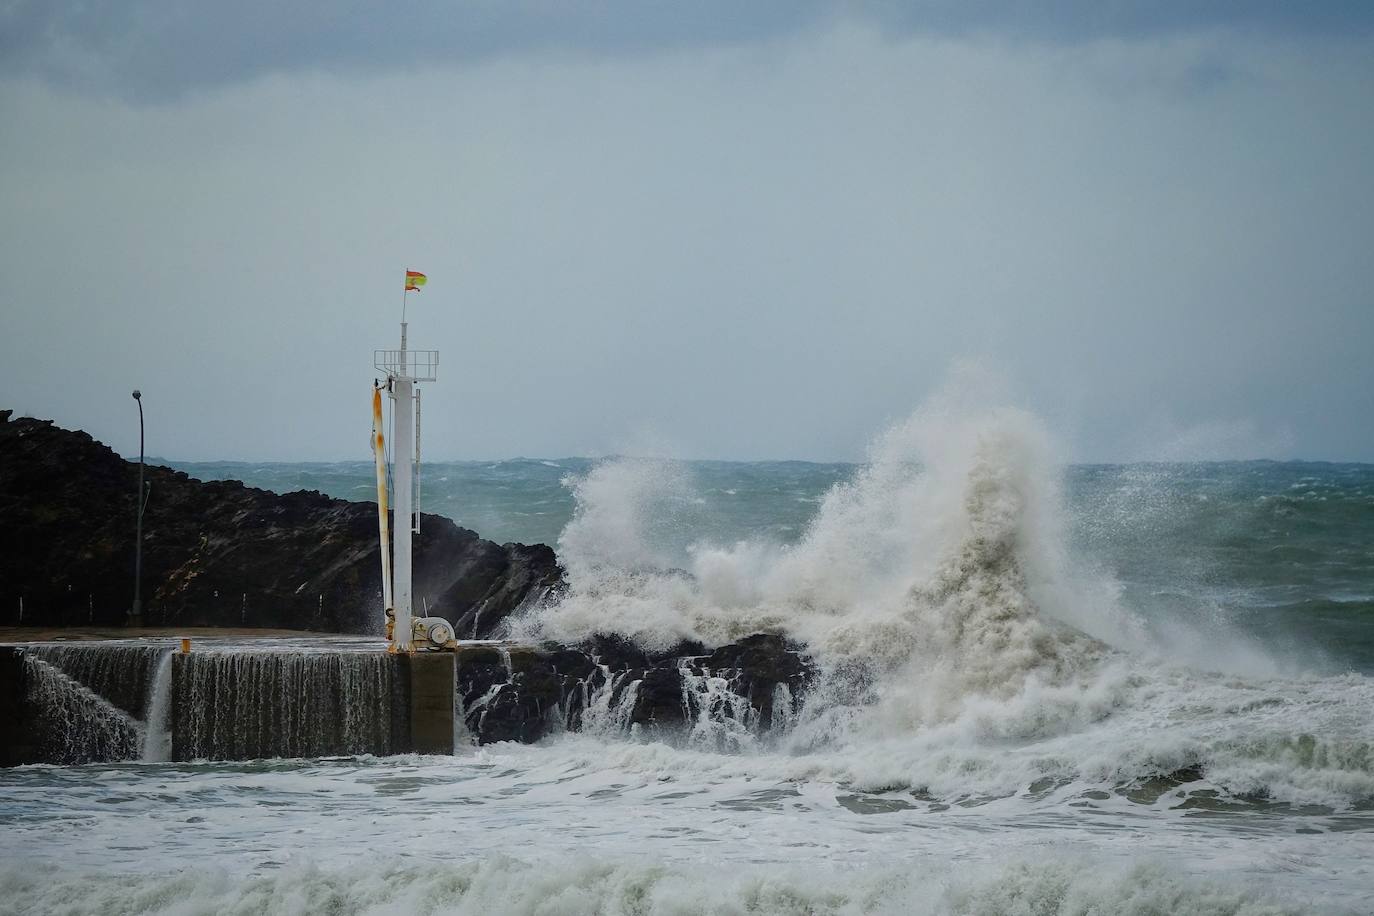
405 652 456 755
0 648 38 766
1 644 457 765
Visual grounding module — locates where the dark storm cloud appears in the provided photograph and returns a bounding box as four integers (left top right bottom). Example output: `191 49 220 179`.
3 1 1373 99
0 1 827 98
861 0 1374 43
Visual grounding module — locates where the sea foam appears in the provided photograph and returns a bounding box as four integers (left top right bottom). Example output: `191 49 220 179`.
510 379 1374 811
0 855 1317 916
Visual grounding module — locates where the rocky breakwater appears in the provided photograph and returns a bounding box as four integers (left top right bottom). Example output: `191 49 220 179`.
456 633 814 748
0 410 562 634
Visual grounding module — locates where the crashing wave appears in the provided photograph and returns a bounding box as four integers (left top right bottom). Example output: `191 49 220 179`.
519 388 1113 728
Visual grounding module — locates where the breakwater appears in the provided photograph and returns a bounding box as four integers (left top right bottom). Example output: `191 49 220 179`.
1 635 811 765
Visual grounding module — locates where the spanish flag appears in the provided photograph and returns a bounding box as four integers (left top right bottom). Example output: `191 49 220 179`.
405 270 427 292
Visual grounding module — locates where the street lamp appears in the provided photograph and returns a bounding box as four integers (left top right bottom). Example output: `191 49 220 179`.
129 389 146 627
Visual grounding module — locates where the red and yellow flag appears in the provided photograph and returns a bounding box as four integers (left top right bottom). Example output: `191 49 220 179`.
405 270 427 292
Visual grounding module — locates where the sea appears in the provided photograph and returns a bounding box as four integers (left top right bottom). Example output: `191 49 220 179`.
3 403 1372 914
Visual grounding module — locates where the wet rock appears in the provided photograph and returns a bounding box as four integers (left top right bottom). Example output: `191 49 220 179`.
698 633 812 729
472 682 549 744
662 638 710 660
702 633 810 687
454 634 817 744
0 412 564 635
631 666 688 727
582 633 651 670
453 644 588 744
544 647 599 681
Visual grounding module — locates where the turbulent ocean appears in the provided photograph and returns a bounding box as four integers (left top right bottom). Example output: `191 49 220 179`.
5 400 1374 914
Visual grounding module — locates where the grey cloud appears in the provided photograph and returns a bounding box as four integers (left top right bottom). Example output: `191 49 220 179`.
3 1 1373 100
3 26 1372 462
860 0 1374 44
0 1 829 99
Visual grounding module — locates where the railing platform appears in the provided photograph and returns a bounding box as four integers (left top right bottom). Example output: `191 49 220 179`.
374 349 438 381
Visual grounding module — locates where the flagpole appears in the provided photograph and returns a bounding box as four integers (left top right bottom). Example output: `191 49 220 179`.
392 271 415 650
400 272 410 362
379 267 431 651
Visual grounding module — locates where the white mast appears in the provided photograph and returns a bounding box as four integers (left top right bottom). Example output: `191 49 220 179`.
375 272 438 652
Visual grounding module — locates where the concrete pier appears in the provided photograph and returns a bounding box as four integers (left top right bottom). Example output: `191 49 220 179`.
1 641 458 764
405 652 456 754
2 631 811 764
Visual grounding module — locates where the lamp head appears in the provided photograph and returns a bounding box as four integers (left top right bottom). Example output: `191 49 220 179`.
132 390 141 400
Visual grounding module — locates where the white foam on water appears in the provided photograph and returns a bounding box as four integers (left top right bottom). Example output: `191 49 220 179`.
510 375 1374 811
0 854 1331 916
3 733 1370 911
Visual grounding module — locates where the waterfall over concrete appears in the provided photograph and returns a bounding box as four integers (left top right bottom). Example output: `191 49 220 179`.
141 650 174 762
28 644 166 720
2 640 408 763
173 651 402 759
21 656 144 763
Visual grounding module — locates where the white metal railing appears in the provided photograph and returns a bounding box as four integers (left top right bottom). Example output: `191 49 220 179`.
374 349 439 381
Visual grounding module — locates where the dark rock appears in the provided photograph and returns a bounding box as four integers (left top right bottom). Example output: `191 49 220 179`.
545 647 598 681
703 633 810 689
660 638 710 661
454 646 506 668
582 633 651 670
0 413 564 635
671 633 814 731
450 632 816 744
631 666 687 727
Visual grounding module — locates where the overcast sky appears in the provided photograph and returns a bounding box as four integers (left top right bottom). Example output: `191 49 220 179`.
2 3 1372 462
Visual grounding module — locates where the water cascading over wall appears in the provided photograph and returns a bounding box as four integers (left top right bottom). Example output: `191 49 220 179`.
171 651 404 759
3 644 408 763
28 644 167 720
21 655 145 763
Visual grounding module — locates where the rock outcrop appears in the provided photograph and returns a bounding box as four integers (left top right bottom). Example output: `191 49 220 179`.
455 633 814 744
0 410 563 634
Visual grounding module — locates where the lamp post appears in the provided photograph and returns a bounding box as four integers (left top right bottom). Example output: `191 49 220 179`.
130 390 146 628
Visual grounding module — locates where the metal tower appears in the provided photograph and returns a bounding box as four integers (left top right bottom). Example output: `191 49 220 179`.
372 313 440 652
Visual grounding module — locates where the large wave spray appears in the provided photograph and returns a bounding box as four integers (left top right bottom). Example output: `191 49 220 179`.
509 385 1374 809
520 384 1127 720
